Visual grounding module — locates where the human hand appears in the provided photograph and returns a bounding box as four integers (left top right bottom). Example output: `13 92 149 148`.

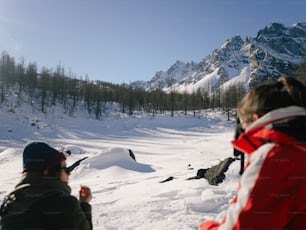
79 185 92 203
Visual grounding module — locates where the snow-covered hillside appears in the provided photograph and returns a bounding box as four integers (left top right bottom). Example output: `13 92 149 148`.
0 104 241 229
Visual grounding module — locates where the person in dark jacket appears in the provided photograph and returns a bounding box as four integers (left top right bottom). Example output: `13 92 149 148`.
233 117 245 175
0 142 93 230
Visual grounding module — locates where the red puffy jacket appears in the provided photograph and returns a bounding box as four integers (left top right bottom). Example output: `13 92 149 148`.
200 106 306 230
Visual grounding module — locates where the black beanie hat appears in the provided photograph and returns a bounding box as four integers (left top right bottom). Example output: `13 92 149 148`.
23 142 66 173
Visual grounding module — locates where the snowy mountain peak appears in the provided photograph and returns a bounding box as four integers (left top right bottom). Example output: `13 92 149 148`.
255 22 306 56
146 60 199 90
133 22 306 93
221 35 244 51
258 22 286 36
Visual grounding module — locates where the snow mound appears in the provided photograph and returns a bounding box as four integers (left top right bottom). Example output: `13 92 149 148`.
84 147 155 173
0 148 20 157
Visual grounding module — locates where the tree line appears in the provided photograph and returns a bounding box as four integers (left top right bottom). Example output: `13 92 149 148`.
1 51 304 119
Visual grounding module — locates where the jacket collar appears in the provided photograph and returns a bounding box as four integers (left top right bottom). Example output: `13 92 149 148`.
246 106 306 131
233 106 306 154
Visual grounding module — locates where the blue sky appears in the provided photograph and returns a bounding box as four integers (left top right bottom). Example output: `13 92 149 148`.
0 0 305 84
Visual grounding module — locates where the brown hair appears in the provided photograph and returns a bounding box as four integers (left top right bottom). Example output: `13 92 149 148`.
238 76 306 128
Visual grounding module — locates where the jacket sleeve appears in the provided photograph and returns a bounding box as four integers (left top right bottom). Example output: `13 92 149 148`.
67 197 92 230
80 202 93 230
200 143 299 230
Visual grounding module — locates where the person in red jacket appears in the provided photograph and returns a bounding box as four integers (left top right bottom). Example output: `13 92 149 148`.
200 76 306 230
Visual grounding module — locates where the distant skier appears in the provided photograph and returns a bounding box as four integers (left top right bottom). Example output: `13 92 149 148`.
0 142 93 230
233 117 245 175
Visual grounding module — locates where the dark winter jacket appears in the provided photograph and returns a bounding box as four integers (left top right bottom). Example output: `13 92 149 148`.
233 117 245 175
0 173 92 230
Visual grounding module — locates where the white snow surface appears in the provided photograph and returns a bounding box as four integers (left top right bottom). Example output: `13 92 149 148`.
0 107 241 230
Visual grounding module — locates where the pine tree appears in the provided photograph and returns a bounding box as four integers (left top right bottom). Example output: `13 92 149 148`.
294 60 306 85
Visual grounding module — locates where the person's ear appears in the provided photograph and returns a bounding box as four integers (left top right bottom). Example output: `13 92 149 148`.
253 114 260 121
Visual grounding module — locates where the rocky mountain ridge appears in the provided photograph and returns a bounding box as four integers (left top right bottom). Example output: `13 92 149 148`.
131 22 306 93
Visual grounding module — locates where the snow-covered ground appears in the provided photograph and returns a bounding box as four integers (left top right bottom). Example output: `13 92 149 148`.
0 107 241 230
